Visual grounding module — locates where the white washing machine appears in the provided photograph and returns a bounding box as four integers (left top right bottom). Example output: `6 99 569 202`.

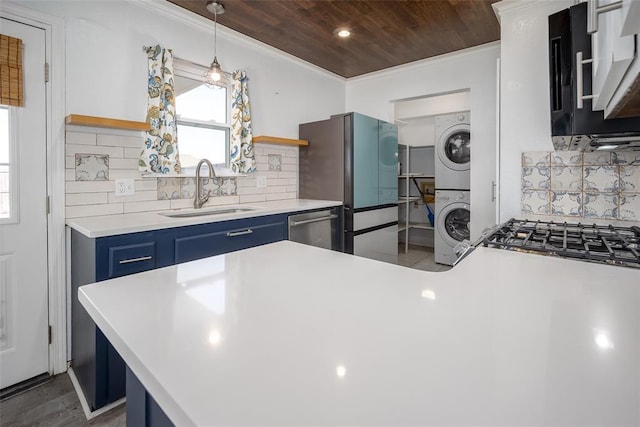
435 190 470 266
435 112 470 190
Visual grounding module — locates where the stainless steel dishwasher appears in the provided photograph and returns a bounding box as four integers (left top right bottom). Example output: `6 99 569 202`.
288 208 341 251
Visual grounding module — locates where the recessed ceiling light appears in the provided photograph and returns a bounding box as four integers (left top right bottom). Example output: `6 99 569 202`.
334 28 351 38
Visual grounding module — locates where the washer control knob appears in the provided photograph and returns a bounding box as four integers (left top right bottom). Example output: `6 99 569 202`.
458 193 465 200
457 114 465 122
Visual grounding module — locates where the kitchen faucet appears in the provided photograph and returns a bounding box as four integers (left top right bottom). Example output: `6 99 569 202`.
193 159 215 209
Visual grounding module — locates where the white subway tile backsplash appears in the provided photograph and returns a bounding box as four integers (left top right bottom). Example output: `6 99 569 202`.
66 180 116 193
66 132 96 145
66 192 109 206
109 158 139 170
239 194 266 203
97 134 143 148
66 203 123 218
66 144 123 158
123 200 171 214
124 147 143 159
65 127 299 218
108 190 158 203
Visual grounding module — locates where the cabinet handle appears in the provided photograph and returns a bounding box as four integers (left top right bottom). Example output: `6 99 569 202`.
119 255 152 264
290 214 338 227
576 51 598 109
227 229 253 237
491 181 496 202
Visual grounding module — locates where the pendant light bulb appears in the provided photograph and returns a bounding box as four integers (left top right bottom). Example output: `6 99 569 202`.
204 1 226 88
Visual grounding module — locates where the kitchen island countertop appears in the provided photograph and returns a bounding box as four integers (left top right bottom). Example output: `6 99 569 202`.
79 241 640 426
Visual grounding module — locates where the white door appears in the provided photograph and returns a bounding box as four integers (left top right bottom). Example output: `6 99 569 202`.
0 18 49 389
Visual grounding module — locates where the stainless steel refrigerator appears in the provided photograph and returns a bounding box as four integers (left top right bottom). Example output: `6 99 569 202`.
299 112 398 263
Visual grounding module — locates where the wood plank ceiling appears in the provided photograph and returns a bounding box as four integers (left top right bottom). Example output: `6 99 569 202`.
167 0 500 78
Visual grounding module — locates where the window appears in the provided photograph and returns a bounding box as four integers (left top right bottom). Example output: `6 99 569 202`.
0 106 12 220
174 59 230 173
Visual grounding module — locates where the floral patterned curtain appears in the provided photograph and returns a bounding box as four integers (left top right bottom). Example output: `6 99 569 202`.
139 45 180 174
229 70 256 173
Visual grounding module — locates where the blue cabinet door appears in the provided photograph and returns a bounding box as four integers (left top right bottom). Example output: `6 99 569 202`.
352 113 380 209
378 121 398 205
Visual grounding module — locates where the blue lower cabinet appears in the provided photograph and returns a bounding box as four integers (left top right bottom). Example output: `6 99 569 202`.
70 213 287 411
126 367 174 427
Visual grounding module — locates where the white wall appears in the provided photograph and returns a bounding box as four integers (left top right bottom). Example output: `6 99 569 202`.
20 0 345 139
345 43 501 238
494 0 574 222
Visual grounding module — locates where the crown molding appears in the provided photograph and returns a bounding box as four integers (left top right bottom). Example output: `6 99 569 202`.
346 41 501 84
128 0 345 82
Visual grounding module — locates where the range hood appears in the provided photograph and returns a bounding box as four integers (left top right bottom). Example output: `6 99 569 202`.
549 2 640 151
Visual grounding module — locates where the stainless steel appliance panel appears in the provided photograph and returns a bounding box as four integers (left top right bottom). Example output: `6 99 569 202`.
288 209 340 251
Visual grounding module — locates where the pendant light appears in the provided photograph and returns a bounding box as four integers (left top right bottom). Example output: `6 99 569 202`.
203 1 228 88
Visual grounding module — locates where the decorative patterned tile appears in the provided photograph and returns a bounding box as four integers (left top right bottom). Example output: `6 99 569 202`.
75 154 109 181
550 166 582 191
551 151 582 167
582 192 618 220
619 193 640 221
583 152 612 166
521 151 551 167
619 165 640 192
181 177 196 199
612 151 640 165
521 190 550 215
157 177 181 200
550 191 582 216
583 166 619 193
202 177 238 197
268 154 282 171
521 167 550 190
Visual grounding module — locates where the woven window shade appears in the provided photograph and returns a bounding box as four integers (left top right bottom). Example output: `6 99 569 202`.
0 34 24 107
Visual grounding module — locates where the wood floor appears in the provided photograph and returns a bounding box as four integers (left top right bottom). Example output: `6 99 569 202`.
0 373 126 426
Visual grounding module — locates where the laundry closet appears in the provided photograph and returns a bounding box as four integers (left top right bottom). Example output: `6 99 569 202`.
394 91 471 268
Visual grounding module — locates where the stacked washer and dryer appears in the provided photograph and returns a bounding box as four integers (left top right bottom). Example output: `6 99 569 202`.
434 112 471 266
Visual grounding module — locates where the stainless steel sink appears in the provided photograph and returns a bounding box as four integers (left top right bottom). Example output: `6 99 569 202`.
159 207 256 218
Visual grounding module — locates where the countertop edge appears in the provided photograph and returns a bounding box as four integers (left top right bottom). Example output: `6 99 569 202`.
66 200 343 238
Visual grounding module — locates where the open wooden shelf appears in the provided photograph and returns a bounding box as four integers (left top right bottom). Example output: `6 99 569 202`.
66 114 150 131
252 135 309 146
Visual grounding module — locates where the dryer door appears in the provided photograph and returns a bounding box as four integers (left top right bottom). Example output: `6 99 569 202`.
436 124 470 172
438 203 471 247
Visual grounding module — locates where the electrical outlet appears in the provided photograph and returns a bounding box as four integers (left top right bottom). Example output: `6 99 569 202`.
256 176 267 188
115 178 135 196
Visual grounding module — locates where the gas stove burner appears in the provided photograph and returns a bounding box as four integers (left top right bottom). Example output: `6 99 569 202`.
482 218 640 269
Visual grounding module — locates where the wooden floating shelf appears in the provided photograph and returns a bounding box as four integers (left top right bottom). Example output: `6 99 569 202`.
252 135 309 146
66 114 150 131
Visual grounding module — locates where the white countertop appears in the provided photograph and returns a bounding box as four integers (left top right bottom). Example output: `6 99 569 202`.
66 199 342 238
79 242 640 426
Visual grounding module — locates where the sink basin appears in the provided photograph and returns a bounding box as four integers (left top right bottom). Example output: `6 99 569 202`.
159 207 257 218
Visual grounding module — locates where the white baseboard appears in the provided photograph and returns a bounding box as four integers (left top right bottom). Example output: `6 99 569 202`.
67 367 126 420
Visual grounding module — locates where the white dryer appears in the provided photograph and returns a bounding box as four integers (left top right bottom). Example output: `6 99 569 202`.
435 190 470 266
435 112 470 190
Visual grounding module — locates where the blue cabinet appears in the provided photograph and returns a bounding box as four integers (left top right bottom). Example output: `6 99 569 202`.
70 213 287 410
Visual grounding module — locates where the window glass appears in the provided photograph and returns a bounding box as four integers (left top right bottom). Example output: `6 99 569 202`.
0 106 10 219
174 73 229 171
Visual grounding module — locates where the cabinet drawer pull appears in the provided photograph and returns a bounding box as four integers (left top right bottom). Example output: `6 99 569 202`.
119 255 153 264
227 229 253 237
290 214 338 227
